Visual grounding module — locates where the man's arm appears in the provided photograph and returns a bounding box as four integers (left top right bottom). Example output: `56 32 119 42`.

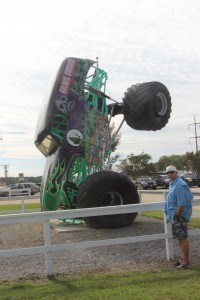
175 205 185 217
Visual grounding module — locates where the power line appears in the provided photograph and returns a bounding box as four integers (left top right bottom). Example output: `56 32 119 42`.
188 116 200 153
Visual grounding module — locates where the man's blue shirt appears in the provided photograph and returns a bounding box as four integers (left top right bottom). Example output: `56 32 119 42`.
165 176 193 223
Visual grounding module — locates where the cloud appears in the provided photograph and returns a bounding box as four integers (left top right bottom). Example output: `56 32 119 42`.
0 0 200 176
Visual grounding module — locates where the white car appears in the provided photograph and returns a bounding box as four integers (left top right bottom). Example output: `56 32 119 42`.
0 183 40 197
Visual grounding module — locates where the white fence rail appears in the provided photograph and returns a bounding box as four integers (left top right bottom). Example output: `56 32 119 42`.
0 188 31 197
0 192 200 277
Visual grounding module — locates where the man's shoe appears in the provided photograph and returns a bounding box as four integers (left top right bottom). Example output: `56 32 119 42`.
175 263 189 270
173 259 183 267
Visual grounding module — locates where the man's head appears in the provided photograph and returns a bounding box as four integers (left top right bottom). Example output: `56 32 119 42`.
166 165 178 181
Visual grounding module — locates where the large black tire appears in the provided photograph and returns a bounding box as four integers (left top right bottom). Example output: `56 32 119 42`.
77 171 140 228
123 81 172 131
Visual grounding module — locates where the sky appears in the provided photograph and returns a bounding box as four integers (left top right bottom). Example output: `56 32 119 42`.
0 0 200 177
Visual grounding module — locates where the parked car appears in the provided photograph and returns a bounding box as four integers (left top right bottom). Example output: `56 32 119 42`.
152 175 165 188
132 180 142 190
181 173 200 187
0 186 10 197
0 182 40 197
135 176 157 190
158 175 171 189
24 182 40 194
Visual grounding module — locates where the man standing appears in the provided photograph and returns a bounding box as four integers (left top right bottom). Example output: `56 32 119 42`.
164 165 193 269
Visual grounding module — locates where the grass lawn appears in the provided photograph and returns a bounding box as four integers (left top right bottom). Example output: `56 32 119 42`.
0 203 40 211
142 210 200 228
1 268 200 300
0 206 200 299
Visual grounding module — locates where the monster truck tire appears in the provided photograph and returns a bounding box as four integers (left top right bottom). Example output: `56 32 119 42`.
77 171 139 229
123 81 171 131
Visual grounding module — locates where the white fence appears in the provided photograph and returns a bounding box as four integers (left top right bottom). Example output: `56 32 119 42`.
0 194 39 214
0 191 200 277
0 188 31 197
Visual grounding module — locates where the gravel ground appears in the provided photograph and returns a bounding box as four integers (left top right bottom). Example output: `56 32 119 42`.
0 215 200 282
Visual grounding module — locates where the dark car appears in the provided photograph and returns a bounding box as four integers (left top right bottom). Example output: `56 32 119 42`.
151 175 171 189
152 175 165 188
135 176 157 190
160 175 171 189
182 173 200 187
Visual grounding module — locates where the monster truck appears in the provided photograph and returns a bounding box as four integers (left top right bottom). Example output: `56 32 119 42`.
34 57 172 228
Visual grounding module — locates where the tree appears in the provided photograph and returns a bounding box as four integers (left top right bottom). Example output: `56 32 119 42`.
155 154 188 172
110 122 121 152
105 122 121 170
185 152 200 176
106 153 121 170
114 150 200 176
118 152 155 178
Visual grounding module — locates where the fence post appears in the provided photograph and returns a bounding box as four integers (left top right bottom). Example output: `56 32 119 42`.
21 196 25 213
164 212 174 260
162 190 174 260
44 220 53 277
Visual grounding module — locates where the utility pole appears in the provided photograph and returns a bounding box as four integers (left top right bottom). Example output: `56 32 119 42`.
96 57 99 68
1 164 9 186
188 116 200 153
